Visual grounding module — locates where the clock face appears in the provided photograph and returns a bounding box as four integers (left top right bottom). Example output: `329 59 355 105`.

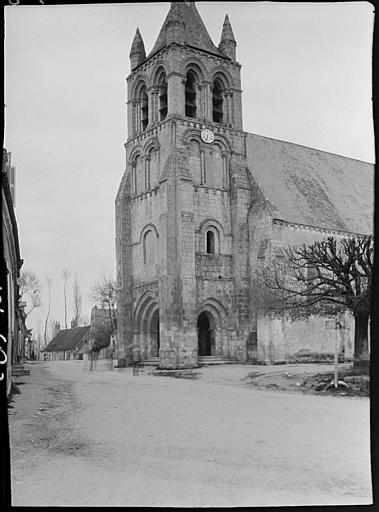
201 128 214 144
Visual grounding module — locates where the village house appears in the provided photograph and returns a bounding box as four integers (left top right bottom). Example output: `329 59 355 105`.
2 149 28 394
43 325 90 361
115 2 373 369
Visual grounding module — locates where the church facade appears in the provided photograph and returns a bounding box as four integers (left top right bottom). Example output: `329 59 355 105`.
115 2 373 368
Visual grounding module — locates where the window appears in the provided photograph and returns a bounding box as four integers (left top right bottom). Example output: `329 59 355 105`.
206 230 215 254
143 230 151 264
143 229 157 265
132 155 141 195
131 164 137 195
158 72 168 121
185 71 197 118
140 85 148 131
212 79 223 124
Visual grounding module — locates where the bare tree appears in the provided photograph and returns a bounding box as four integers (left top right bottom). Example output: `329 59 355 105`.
88 270 117 331
19 269 42 317
36 318 43 359
252 235 373 368
48 319 60 340
61 268 71 329
43 276 52 346
72 276 82 327
88 270 117 370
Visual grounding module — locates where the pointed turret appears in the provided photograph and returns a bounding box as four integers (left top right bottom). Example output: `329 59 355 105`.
166 2 186 45
218 14 236 60
129 28 146 71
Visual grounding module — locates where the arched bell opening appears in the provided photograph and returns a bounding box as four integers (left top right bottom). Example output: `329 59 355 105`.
197 311 216 356
185 70 197 118
212 78 224 124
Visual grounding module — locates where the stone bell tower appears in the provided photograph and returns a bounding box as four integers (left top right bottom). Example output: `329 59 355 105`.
116 2 253 368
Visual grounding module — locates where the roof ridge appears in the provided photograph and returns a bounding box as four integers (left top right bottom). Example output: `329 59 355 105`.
246 131 373 165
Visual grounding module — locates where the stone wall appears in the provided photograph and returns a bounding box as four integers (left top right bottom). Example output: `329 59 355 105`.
247 180 367 365
257 312 355 364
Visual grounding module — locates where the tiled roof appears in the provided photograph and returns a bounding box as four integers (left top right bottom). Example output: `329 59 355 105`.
44 326 90 352
246 133 374 235
147 2 222 60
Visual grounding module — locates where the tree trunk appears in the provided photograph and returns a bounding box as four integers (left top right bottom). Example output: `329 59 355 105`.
353 312 370 370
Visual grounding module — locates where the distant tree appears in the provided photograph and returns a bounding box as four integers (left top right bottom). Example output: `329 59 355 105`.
88 271 117 370
35 318 43 359
48 319 60 340
61 268 71 329
252 235 373 369
43 276 52 346
19 269 42 317
88 270 117 331
90 319 114 352
71 276 82 328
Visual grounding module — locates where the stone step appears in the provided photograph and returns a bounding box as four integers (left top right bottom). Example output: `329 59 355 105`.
199 356 231 359
12 367 30 376
199 356 237 365
141 357 159 366
141 356 237 367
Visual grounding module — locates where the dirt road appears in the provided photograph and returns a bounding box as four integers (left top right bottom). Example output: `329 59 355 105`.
9 361 371 507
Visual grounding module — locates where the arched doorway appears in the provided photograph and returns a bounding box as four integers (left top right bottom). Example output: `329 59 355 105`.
197 311 213 356
150 309 160 357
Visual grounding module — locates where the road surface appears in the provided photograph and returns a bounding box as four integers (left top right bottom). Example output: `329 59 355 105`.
9 361 372 507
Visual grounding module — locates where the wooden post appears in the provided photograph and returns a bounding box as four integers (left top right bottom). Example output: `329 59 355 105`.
334 323 339 388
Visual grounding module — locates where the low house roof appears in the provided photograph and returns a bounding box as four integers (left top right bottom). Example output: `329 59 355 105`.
246 133 374 235
44 326 90 353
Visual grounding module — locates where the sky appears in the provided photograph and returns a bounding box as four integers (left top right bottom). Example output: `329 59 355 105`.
4 1 374 341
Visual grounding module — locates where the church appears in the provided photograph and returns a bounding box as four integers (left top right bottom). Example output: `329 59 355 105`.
115 2 373 368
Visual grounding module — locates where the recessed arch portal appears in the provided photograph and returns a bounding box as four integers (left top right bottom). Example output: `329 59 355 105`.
197 310 215 356
149 309 160 357
133 292 160 360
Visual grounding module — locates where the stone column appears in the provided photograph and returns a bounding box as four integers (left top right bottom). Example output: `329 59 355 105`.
154 87 159 122
131 100 137 136
205 82 212 121
133 165 137 195
222 154 228 188
230 92 235 126
127 99 132 138
145 155 151 190
147 87 154 126
196 85 202 118
200 149 205 185
135 100 141 133
167 72 185 116
224 91 230 125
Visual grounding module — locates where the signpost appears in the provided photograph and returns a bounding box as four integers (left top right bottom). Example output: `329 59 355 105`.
326 317 345 388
